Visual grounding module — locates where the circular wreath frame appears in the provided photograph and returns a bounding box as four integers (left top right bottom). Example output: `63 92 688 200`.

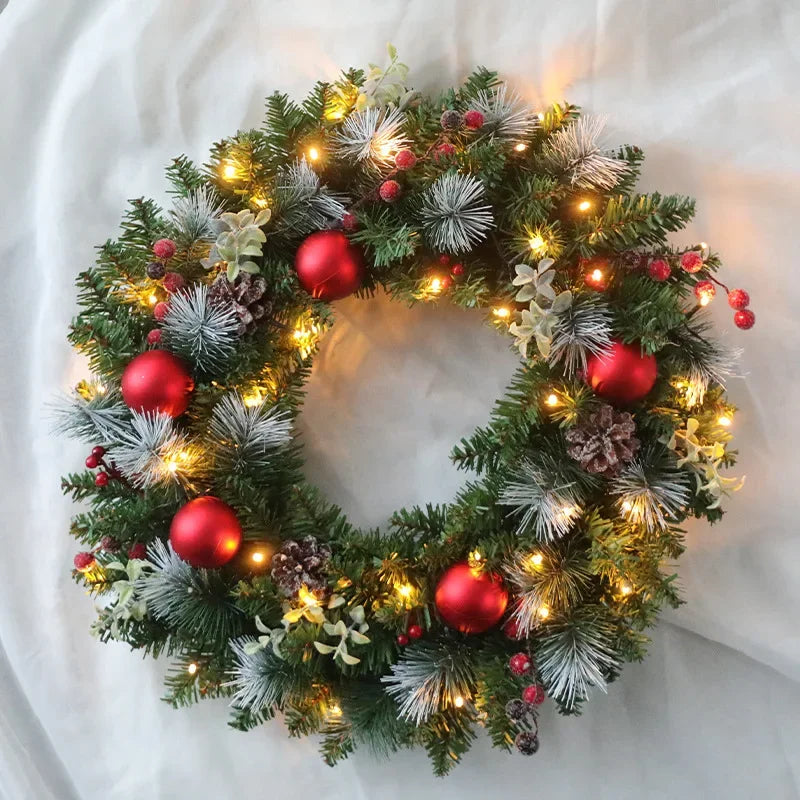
58 50 749 774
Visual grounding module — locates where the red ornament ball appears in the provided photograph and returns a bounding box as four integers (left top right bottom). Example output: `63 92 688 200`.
434 142 456 160
85 454 99 469
396 634 409 646
95 471 109 487
73 552 95 571
153 301 170 320
503 616 524 640
147 329 162 345
648 258 671 282
451 263 464 276
680 251 704 273
152 238 177 260
169 496 242 568
509 652 532 676
440 275 453 291
734 309 756 330
121 350 194 417
463 110 485 129
162 271 186 294
522 684 546 705
407 624 423 640
379 179 401 202
435 562 509 634
585 340 657 405
294 230 365 301
728 288 750 310
128 542 147 560
394 149 417 170
341 212 358 232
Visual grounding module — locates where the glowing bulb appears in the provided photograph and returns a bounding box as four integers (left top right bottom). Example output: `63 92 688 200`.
307 146 320 161
251 551 265 564
561 506 575 518
244 393 262 408
528 234 545 252
700 242 708 250
328 110 344 120
95 383 107 395
537 112 545 121
718 415 732 427
578 200 592 212
537 606 550 619
514 142 527 152
591 269 603 283
700 295 711 306
621 501 633 513
471 550 482 562
329 704 342 716
167 460 179 473
187 663 198 675
430 278 442 293
545 393 559 407
530 552 544 567
454 696 465 708
298 586 318 607
620 581 633 596
148 293 158 305
251 195 270 209
493 307 510 318
397 583 413 598
222 161 237 180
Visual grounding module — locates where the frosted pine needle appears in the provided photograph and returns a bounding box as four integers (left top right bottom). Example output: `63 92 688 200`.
161 284 239 373
275 158 348 234
541 115 628 190
209 393 292 472
472 86 537 141
549 296 613 376
333 107 408 168
419 172 494 254
611 447 690 531
50 383 129 444
499 457 583 541
170 186 225 244
228 639 291 713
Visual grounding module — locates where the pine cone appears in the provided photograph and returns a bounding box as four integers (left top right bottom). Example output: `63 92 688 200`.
208 272 272 335
270 536 332 597
565 404 640 477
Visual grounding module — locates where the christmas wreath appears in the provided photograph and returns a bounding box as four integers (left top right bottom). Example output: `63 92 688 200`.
57 47 753 775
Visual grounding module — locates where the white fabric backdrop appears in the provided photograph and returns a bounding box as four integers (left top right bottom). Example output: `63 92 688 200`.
1 0 799 797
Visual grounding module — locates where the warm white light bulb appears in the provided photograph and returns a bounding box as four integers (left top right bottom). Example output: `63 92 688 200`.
537 606 550 619
620 581 633 596
530 552 544 567
718 415 732 427
493 307 510 319
187 663 198 675
578 200 592 212
514 142 527 152
222 162 237 180
528 235 545 251
430 278 442 293
308 146 320 161
251 551 265 564
545 393 559 407
454 696 465 708
591 269 603 282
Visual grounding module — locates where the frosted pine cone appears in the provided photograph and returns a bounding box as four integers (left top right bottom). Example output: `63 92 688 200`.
208 272 272 335
565 404 640 477
270 536 332 597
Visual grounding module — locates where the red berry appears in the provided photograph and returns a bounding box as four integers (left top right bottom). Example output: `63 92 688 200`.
407 624 423 640
438 254 451 266
342 212 358 231
694 280 716 303
503 617 524 640
396 634 409 646
379 180 401 202
680 251 704 274
727 288 750 310
434 143 456 160
451 263 464 276
648 259 671 282
441 275 453 290
522 685 545 705
147 329 162 345
154 301 170 320
152 238 177 260
463 110 485 130
734 309 755 330
509 652 532 676
85 454 99 469
394 149 417 170
128 542 147 560
95 471 110 487
73 552 95 571
162 272 186 294
100 536 119 552
91 446 106 458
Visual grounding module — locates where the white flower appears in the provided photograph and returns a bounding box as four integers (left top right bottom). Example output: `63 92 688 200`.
509 290 572 359
512 258 556 303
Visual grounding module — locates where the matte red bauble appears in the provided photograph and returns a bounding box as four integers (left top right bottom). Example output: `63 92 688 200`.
435 562 509 634
169 496 242 568
294 230 365 301
585 340 657 405
121 350 194 417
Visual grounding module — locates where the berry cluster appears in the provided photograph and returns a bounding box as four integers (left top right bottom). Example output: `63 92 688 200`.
146 238 185 340
84 445 122 487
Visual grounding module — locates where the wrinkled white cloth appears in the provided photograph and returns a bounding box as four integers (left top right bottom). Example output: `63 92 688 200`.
1 0 799 797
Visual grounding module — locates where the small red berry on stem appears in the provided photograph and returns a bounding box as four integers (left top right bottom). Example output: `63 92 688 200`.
434 143 456 160
147 329 162 345
396 634 409 647
154 301 170 321
727 288 750 310
379 180 401 202
648 259 671 282
152 238 177 261
163 272 186 294
85 454 99 469
438 254 451 266
394 149 417 170
440 275 453 291
680 251 704 274
91 446 106 458
451 263 464 276
440 109 462 130
100 536 119 552
522 685 545 705
95 472 109 487
734 309 755 330
509 652 532 676
463 110 485 130
128 542 147 560
694 280 716 304
73 552 95 572
407 624 423 640
341 212 358 231
503 617 524 640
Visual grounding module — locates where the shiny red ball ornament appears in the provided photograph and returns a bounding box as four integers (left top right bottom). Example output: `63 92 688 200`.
396 634 410 646
734 309 756 330
522 684 545 705
407 624 423 640
728 288 750 310
509 652 532 676
294 230 365 301
585 340 657 405
435 562 509 634
121 350 194 417
169 496 242 568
